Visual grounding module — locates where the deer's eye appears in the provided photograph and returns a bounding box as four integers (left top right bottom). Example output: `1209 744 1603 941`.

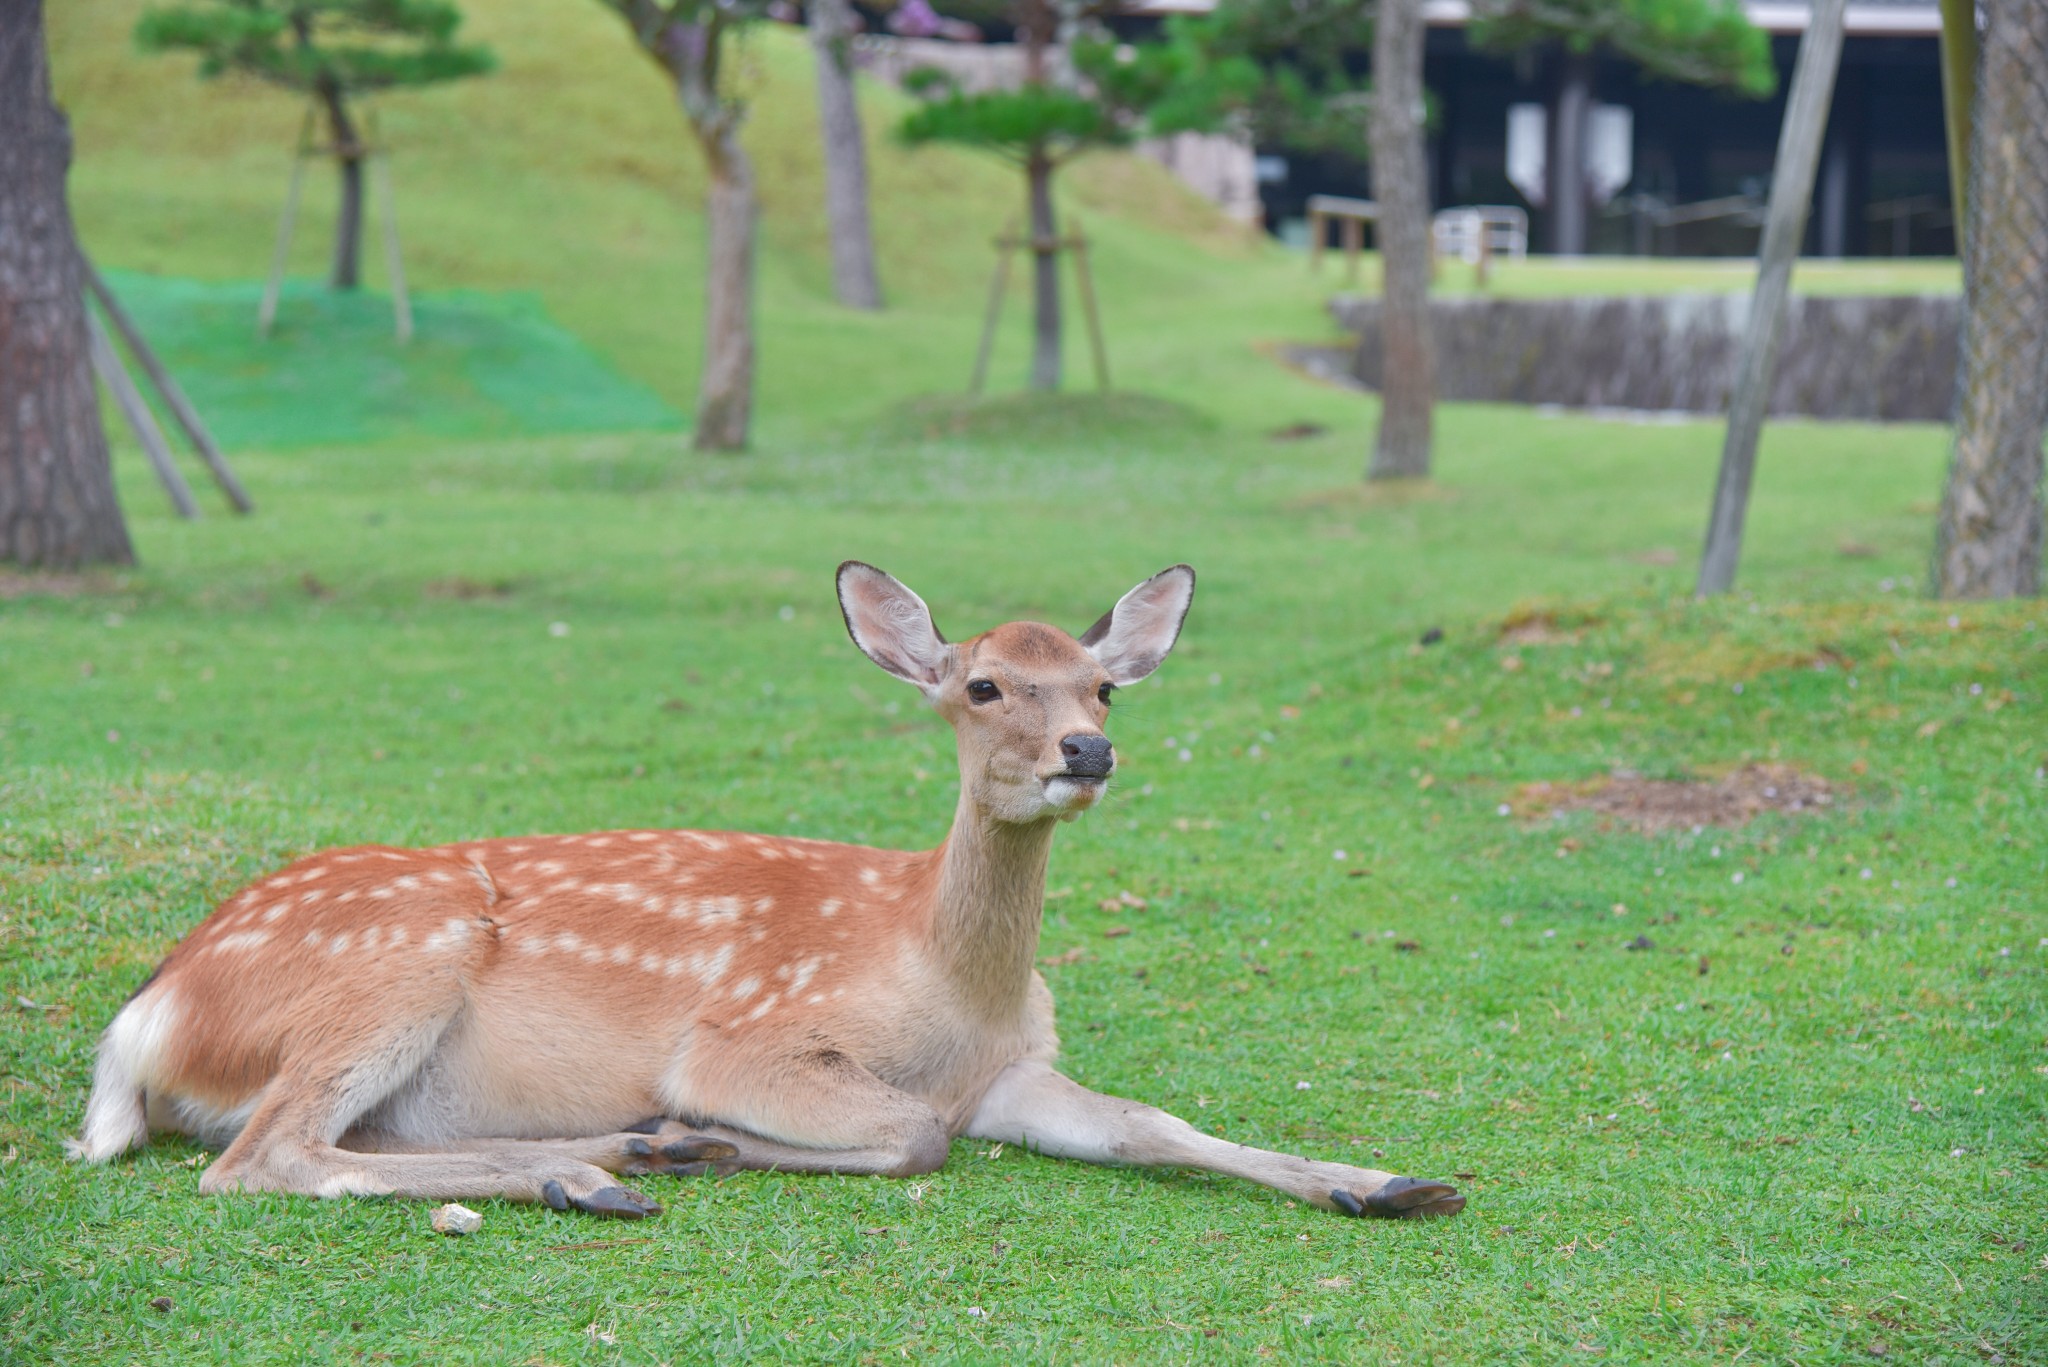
967 679 1001 704
1097 682 1115 706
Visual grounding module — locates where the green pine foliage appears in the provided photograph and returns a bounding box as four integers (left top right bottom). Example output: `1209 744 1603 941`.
898 81 1122 163
134 0 495 98
1161 1 1378 154
1471 0 1776 97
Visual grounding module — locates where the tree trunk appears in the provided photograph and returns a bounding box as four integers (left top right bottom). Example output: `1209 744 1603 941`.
1026 149 1061 392
1933 0 2048 597
691 118 756 451
809 0 882 311
1549 51 1592 256
1367 0 1434 481
0 0 135 569
319 84 365 291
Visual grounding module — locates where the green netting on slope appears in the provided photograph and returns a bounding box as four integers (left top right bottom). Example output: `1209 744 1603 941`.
98 271 682 450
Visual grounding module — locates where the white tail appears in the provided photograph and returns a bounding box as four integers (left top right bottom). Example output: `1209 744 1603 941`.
74 563 1463 1221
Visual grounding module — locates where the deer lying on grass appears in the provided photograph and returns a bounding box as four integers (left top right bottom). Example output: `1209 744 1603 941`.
72 564 1465 1221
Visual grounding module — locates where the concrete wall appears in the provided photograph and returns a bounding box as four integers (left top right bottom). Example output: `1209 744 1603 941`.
1330 293 1960 420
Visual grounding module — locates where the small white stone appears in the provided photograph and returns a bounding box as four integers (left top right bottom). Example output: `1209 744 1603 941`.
1295 1081 1312 1091
430 1203 483 1236
548 621 571 638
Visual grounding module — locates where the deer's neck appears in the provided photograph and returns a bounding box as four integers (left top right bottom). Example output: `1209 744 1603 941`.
921 794 1057 1015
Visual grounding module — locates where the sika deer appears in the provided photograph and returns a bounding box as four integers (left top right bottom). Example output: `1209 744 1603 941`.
71 563 1464 1221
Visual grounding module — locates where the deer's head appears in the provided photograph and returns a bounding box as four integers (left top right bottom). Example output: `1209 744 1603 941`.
837 563 1195 825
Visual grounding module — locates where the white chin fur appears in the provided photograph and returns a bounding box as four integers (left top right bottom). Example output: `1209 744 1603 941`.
1042 777 1106 815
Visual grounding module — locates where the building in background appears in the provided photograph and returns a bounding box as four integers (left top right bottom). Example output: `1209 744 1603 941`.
1257 0 1950 257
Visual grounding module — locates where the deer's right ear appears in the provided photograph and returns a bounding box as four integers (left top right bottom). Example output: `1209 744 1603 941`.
837 562 952 691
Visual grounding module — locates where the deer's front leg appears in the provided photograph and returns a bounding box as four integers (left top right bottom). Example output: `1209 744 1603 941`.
966 1060 1464 1219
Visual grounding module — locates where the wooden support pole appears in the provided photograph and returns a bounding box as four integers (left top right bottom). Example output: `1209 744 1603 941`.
87 312 200 519
82 259 253 514
259 108 314 339
373 151 413 344
969 220 1019 396
1068 216 1111 394
1696 0 1847 597
1341 214 1363 286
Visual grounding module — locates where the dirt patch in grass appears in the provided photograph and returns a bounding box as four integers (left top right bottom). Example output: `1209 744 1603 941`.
1513 763 1836 833
1496 604 1604 647
423 575 521 600
0 570 120 600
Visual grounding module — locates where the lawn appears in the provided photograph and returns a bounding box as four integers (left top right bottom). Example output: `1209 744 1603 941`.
3 3 2042 1364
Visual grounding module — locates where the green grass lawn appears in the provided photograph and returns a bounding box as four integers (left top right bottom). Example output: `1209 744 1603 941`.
6 3 2041 1364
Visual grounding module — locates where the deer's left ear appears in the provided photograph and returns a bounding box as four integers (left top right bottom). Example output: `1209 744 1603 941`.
1078 565 1195 686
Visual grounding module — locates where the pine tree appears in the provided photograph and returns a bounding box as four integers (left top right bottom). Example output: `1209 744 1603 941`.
899 2 1251 391
136 0 494 291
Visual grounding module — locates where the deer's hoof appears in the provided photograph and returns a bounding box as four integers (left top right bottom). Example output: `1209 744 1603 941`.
1334 1178 1466 1219
541 1178 662 1219
619 1133 738 1177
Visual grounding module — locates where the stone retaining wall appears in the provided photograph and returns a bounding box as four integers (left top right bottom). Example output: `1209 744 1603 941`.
1330 293 1960 421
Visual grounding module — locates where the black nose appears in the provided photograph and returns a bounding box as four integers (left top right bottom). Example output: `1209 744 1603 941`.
1060 734 1114 778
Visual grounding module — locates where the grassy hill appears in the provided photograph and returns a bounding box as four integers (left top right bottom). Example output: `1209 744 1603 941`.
49 0 1273 432
51 0 1957 439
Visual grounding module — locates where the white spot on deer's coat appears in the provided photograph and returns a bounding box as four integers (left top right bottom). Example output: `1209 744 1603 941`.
754 896 774 914
788 957 822 993
360 926 382 951
638 952 663 974
517 936 548 957
303 930 324 948
554 932 584 954
680 832 727 853
215 930 272 953
336 889 358 904
808 993 825 1005
580 946 605 965
299 888 326 905
392 875 421 892
696 897 742 928
369 886 396 901
588 837 614 849
818 898 842 918
609 944 634 966
860 868 880 886
730 975 761 1002
691 943 735 987
388 926 408 947
628 832 657 843
745 994 780 1022
664 956 687 977
328 932 353 954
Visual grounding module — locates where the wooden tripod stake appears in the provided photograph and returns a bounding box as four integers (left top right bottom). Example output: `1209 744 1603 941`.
82 256 253 518
968 215 1111 395
259 103 414 343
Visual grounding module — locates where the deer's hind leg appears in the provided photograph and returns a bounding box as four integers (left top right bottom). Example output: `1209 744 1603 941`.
195 978 678 1217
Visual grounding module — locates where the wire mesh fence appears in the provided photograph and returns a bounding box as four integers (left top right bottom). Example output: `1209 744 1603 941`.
1934 0 2048 597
